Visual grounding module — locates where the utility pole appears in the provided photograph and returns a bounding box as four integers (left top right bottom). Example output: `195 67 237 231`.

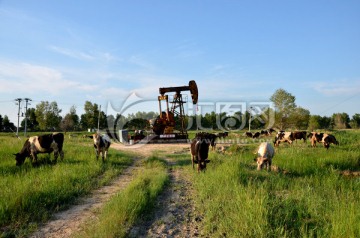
15 98 22 137
24 98 32 137
97 105 101 132
248 106 253 132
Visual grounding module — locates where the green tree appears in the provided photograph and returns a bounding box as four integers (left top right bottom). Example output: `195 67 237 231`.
80 101 107 130
291 107 310 129
331 112 350 129
270 88 297 130
0 115 3 132
60 106 79 132
308 115 321 131
3 115 16 132
350 113 360 128
21 108 39 131
35 101 62 131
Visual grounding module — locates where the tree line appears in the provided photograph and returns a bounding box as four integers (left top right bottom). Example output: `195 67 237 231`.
1 89 360 133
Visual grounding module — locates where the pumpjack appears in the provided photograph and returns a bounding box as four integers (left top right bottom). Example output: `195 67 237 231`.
150 80 198 142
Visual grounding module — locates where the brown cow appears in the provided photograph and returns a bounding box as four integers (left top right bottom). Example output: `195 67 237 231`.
190 132 213 172
308 132 324 147
252 132 261 138
291 131 307 142
244 131 253 138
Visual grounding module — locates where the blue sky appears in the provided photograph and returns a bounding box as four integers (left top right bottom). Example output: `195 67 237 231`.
1 0 359 124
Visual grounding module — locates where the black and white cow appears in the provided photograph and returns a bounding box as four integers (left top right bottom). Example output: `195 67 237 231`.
190 132 213 172
92 133 111 161
274 131 293 146
14 133 64 166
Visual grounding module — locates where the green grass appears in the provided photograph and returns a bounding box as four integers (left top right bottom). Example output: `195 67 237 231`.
0 133 133 237
1 130 360 237
76 156 169 238
186 130 360 238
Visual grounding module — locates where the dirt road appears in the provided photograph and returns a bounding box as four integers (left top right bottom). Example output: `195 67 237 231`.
31 142 202 238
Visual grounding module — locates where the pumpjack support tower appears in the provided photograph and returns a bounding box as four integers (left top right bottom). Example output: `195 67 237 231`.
150 80 198 142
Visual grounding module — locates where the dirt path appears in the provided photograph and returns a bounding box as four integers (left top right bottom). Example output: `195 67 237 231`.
30 158 142 238
128 163 203 237
30 142 198 238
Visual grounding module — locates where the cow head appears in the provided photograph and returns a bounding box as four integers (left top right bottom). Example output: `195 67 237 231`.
93 133 101 145
198 159 210 171
255 156 268 170
14 153 26 166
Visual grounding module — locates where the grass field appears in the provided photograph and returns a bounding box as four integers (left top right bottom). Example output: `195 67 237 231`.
0 133 134 237
184 130 360 237
0 130 359 237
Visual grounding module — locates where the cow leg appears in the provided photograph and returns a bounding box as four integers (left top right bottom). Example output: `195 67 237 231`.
95 148 100 159
31 153 38 165
59 150 64 160
104 149 109 161
51 142 59 163
191 155 195 169
267 160 272 171
102 148 106 162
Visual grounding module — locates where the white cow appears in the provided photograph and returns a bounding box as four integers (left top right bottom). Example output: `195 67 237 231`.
255 142 275 171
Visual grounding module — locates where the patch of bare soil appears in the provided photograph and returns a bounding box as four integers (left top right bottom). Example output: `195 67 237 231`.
110 142 190 158
340 170 360 177
30 158 141 238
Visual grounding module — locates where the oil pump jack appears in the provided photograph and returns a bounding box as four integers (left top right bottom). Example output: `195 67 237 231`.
150 80 198 141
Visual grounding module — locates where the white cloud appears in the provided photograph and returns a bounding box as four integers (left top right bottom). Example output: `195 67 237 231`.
0 61 78 94
310 79 360 96
49 46 119 63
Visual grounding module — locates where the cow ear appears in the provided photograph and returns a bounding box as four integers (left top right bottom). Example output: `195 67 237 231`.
205 159 210 163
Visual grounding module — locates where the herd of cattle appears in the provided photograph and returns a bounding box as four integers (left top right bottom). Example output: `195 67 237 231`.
13 130 339 173
190 130 339 172
273 130 339 149
13 132 111 166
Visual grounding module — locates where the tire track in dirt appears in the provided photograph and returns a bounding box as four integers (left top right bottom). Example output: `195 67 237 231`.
128 159 204 238
30 158 141 238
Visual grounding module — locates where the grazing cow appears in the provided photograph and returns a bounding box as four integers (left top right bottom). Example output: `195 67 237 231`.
308 132 324 147
252 132 261 138
215 131 228 138
322 134 339 149
260 130 270 136
190 132 212 172
274 131 293 146
93 133 111 161
14 133 64 166
254 142 275 171
268 128 276 134
244 131 253 138
291 131 307 143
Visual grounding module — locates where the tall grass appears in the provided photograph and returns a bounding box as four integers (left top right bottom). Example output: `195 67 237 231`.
187 130 360 237
77 156 169 238
0 134 133 237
